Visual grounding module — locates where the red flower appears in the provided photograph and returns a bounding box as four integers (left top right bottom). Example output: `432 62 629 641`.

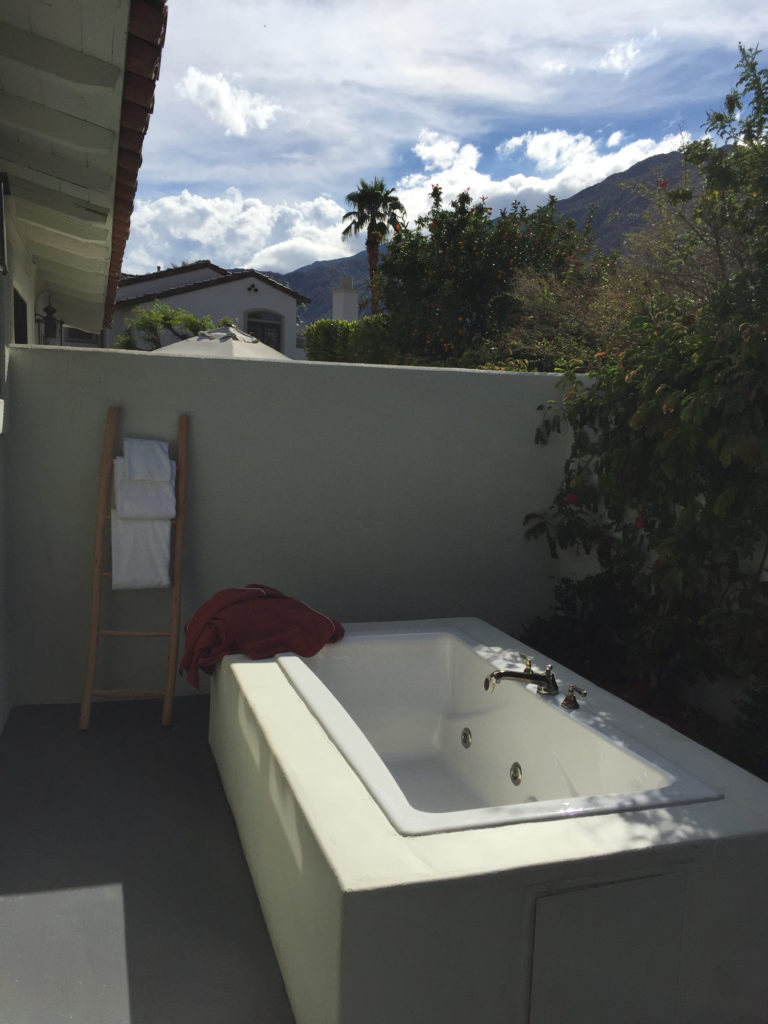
565 493 579 505
634 517 647 529
656 178 669 189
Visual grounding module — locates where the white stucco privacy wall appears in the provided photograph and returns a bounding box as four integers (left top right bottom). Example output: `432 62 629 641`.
4 346 571 705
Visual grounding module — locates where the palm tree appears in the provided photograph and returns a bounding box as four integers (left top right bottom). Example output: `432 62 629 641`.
341 177 405 313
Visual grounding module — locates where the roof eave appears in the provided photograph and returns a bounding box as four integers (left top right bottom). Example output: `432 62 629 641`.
104 0 168 327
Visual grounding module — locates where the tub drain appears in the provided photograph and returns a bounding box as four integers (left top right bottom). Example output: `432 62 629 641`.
461 728 472 748
509 762 523 786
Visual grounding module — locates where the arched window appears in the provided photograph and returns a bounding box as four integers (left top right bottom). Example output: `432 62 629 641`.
245 310 283 350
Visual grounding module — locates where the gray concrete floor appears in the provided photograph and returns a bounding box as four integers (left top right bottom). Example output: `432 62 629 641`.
0 697 295 1024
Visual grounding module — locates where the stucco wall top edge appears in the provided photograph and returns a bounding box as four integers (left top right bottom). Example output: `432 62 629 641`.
6 345 568 381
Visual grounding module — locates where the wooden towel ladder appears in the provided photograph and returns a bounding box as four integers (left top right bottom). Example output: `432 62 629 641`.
79 406 189 729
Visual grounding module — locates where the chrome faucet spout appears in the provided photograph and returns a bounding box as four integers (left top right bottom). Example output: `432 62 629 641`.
484 662 558 695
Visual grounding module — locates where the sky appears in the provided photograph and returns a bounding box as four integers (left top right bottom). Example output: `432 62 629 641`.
123 0 768 276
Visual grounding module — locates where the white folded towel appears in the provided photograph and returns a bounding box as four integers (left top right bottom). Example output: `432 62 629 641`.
114 457 176 519
111 515 171 589
124 438 171 482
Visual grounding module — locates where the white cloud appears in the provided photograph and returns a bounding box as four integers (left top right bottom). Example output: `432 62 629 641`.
542 59 568 74
411 130 483 177
413 132 473 172
598 31 659 76
492 126 689 200
600 40 642 74
499 130 597 172
495 136 525 157
124 188 348 275
176 67 281 136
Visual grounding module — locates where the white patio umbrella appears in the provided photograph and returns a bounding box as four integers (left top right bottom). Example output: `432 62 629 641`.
150 325 291 361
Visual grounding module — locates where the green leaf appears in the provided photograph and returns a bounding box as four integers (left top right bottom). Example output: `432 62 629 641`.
713 485 739 519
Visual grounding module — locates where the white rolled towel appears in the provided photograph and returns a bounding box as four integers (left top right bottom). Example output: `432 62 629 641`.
114 457 176 519
111 515 171 589
124 438 171 481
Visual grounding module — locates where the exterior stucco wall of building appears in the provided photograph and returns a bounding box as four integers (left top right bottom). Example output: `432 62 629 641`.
0 224 44 730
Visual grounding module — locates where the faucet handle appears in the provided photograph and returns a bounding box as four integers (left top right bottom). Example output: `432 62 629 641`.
536 665 559 696
522 656 533 675
561 684 587 710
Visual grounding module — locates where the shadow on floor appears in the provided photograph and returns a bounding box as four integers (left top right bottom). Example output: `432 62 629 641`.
0 697 295 1024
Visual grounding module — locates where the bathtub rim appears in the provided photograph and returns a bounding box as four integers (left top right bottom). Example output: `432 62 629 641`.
213 617 768 892
274 619 721 836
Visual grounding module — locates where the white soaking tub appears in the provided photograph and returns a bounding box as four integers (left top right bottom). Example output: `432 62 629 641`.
277 626 718 834
209 617 768 1024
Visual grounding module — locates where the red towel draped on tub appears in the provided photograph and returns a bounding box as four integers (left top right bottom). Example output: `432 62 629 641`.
179 584 345 688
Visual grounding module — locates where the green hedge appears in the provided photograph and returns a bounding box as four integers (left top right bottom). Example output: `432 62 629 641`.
304 315 397 364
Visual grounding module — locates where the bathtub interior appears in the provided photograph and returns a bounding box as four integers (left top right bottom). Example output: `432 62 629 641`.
276 627 721 835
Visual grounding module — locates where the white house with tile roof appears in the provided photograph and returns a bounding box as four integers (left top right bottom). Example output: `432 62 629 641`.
102 260 311 358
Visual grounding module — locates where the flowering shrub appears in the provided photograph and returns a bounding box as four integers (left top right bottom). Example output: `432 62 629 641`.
524 46 768 710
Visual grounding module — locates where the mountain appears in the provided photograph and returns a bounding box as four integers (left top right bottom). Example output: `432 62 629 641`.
265 150 690 324
555 149 692 251
266 251 372 325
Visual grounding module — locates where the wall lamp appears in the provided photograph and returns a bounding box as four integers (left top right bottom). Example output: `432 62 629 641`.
36 299 62 345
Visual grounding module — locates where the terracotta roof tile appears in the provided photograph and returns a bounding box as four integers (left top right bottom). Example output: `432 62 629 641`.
115 268 311 307
121 260 230 284
104 0 167 327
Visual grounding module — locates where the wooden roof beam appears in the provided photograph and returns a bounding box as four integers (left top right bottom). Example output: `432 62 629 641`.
12 197 110 242
0 133 113 194
0 93 115 151
34 257 108 292
9 178 110 223
16 220 110 259
0 20 121 89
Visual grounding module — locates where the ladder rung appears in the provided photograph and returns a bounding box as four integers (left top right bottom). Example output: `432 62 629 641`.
106 513 180 524
93 689 166 700
101 572 177 582
99 629 171 638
